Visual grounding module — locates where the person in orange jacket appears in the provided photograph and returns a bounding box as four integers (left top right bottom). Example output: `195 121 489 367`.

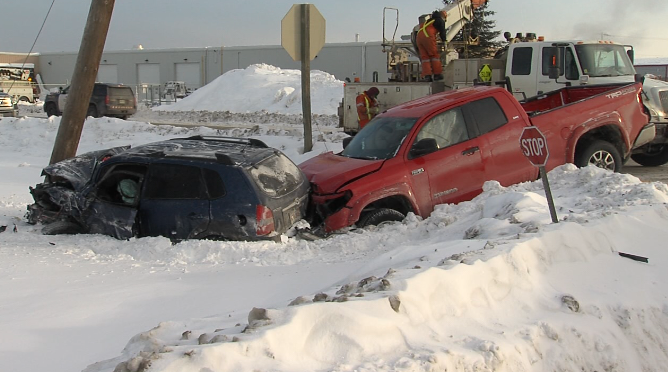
356 86 380 129
416 10 447 82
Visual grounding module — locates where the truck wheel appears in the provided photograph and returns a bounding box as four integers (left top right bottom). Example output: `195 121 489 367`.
19 96 30 103
631 145 668 167
41 220 84 235
87 105 98 118
576 140 622 172
358 208 405 228
45 104 59 117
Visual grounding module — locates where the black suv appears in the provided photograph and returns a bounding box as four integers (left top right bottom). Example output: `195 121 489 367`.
26 136 310 241
43 82 137 119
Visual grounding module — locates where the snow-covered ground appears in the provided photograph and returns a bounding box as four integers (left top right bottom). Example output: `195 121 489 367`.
2 64 668 372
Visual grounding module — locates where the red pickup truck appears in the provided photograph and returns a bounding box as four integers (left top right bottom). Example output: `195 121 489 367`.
299 82 652 233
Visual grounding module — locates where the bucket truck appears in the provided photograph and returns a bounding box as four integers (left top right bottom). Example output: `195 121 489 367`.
340 0 486 134
339 3 668 166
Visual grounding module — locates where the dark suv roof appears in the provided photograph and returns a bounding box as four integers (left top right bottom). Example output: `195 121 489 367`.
112 136 275 167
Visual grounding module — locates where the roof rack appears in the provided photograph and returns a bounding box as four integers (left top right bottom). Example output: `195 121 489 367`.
177 135 269 148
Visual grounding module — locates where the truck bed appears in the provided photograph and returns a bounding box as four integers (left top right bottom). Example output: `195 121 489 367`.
521 82 649 171
520 83 633 117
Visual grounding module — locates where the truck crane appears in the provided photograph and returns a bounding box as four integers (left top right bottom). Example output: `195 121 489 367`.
340 0 487 134
339 2 668 166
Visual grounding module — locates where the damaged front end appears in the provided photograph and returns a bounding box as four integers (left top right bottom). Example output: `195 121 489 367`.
305 187 354 235
26 146 130 232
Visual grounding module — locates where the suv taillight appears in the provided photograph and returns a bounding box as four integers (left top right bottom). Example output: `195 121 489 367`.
105 95 110 105
256 205 275 236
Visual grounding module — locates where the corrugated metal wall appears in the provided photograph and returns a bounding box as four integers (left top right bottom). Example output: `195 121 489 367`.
0 42 393 91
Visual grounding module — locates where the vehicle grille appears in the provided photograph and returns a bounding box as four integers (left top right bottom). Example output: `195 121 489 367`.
0 97 11 107
660 90 668 113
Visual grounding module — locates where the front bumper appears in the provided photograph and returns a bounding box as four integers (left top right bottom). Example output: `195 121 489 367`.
309 191 353 232
632 123 656 149
0 108 18 117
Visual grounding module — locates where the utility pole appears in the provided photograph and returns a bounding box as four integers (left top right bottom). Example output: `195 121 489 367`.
49 0 115 165
300 4 313 153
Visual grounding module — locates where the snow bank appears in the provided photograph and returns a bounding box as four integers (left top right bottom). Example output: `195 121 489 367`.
83 166 668 372
153 64 344 115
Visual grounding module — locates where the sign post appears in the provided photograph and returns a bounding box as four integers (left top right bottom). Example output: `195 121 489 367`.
519 126 558 223
281 4 326 153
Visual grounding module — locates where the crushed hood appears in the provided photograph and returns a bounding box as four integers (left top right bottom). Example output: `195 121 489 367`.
299 152 384 194
41 146 129 190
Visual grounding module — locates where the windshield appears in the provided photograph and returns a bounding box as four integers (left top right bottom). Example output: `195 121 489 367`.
341 116 417 160
574 44 636 77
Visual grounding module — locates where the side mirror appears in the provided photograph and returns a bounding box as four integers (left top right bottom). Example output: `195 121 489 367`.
627 49 635 64
410 138 438 157
547 46 563 80
342 136 353 149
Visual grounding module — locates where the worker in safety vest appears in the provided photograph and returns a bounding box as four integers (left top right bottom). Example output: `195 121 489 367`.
356 87 380 129
416 10 447 82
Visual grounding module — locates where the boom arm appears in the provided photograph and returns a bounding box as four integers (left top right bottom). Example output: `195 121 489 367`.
441 0 483 45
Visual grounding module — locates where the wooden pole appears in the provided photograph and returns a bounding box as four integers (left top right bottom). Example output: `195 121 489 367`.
300 4 313 153
49 0 115 164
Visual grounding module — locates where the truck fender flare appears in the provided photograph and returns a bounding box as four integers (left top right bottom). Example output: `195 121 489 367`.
346 182 420 226
566 112 628 163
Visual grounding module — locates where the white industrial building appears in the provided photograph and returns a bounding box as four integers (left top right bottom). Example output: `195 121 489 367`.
3 42 391 101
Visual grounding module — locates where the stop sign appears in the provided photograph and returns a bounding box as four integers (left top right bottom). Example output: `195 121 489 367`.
520 126 549 166
281 4 326 61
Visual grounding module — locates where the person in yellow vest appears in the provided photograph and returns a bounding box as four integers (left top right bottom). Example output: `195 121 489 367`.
356 87 380 129
416 10 447 82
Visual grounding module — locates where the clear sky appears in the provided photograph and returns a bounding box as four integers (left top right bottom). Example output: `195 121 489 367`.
5 0 668 59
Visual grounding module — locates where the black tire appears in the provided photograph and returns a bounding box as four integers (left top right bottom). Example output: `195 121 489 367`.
86 104 98 118
19 96 30 103
631 145 668 167
358 208 405 228
576 140 622 172
41 220 84 235
45 103 59 117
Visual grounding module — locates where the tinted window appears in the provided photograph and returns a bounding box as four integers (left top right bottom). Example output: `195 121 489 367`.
415 107 469 149
93 85 106 96
144 163 206 199
467 97 508 135
203 168 225 199
511 47 532 75
249 153 304 197
109 87 134 98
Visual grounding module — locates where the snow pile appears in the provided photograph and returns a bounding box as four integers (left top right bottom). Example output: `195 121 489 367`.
79 165 668 372
153 64 344 115
2 62 668 372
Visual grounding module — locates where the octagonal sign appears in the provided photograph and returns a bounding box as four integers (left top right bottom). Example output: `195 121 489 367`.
520 126 549 166
281 4 326 61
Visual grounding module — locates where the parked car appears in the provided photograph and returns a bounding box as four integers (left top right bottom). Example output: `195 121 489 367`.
0 91 18 117
299 82 652 234
26 136 310 241
43 82 137 119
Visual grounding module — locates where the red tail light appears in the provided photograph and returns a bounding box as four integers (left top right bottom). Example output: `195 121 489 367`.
105 95 110 105
256 205 275 236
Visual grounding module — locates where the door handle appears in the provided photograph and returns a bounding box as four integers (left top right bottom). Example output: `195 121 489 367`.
462 146 479 156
